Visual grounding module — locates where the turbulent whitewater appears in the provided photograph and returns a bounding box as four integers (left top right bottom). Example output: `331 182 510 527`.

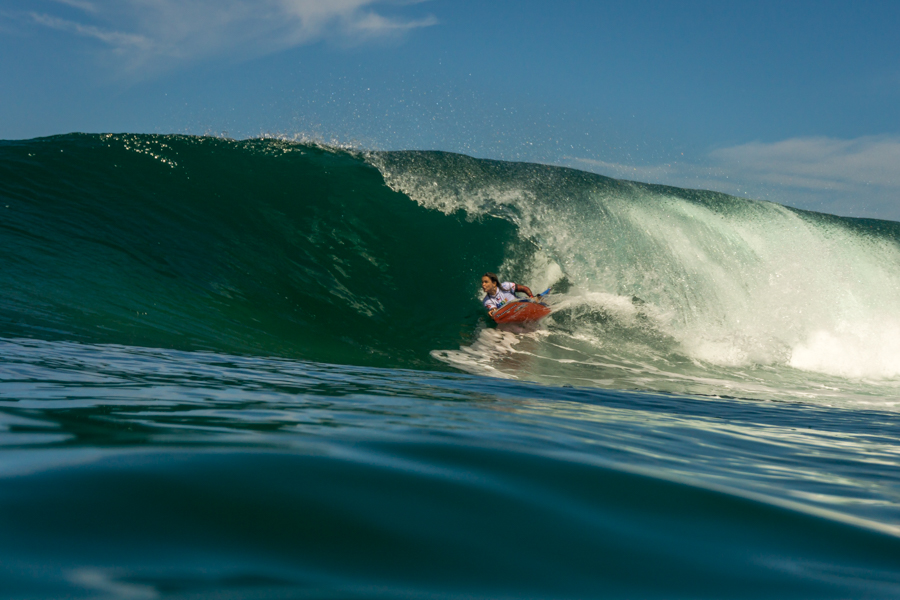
2 134 899 599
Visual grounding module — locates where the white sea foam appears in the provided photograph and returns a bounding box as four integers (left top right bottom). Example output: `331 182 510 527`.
790 320 900 379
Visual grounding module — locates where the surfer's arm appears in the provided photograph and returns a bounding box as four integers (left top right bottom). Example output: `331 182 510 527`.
514 284 534 298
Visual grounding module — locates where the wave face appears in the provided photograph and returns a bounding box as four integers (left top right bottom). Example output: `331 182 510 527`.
4 134 900 401
0 134 515 367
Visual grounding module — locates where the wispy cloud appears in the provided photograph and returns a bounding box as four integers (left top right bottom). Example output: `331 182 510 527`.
21 0 436 73
48 0 98 13
567 136 900 221
48 0 99 13
710 137 900 190
29 12 150 50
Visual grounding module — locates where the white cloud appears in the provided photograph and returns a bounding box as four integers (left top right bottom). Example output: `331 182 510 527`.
48 0 99 13
25 0 436 72
711 137 900 190
566 136 900 221
29 13 150 49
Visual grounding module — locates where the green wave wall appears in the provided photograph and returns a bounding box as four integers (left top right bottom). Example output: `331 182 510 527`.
0 134 515 367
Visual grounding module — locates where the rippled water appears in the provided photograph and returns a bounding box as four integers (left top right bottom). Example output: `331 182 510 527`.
2 338 899 599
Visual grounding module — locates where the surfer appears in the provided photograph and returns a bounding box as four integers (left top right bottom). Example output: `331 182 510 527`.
481 272 534 316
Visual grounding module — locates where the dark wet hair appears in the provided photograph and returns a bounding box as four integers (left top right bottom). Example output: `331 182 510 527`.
483 272 500 285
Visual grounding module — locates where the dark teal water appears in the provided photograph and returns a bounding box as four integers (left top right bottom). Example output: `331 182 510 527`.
2 134 900 598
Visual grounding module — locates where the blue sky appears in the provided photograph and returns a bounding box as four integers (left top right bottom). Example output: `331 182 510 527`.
2 0 899 219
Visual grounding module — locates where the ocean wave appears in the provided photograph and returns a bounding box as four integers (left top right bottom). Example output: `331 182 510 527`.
3 134 900 399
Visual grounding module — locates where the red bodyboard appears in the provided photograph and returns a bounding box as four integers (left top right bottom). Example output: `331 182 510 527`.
491 299 551 324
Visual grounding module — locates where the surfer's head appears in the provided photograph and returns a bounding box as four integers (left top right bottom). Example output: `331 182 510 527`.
482 272 500 295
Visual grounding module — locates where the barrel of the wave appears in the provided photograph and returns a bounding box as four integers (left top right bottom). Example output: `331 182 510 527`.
491 289 552 324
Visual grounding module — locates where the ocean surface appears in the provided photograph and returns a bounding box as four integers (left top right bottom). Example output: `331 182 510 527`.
1 133 900 599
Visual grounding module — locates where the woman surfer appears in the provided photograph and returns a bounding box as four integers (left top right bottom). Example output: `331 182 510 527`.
481 272 534 316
